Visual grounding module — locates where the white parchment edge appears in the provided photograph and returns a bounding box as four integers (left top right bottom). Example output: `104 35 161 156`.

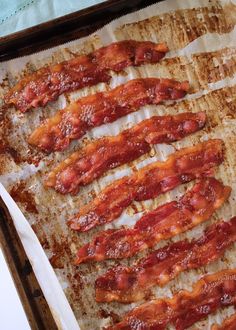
0 0 235 329
0 182 80 330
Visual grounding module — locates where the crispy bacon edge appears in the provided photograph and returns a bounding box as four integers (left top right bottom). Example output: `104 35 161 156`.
95 217 236 303
5 41 168 113
69 139 224 232
28 78 189 153
45 111 206 194
75 177 231 265
107 269 236 330
211 313 236 330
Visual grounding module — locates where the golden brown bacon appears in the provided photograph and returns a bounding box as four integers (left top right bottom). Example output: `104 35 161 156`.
69 139 224 232
5 41 168 113
28 78 189 152
108 270 236 330
75 178 231 265
95 217 236 303
45 112 206 194
211 313 236 330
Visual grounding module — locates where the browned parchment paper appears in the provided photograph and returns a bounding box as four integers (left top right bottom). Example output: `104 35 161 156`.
0 0 236 329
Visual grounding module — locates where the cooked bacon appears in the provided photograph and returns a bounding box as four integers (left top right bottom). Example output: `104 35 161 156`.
45 111 206 194
211 313 236 330
28 78 189 152
75 178 231 265
95 217 236 303
108 269 236 330
69 139 224 232
5 41 168 113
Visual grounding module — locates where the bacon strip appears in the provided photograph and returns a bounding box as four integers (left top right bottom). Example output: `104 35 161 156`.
211 313 236 330
28 78 189 152
45 111 206 194
5 41 168 113
69 139 224 232
95 217 236 303
108 269 236 330
76 178 231 265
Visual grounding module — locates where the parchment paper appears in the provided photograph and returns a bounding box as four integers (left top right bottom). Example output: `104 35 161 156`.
0 0 236 329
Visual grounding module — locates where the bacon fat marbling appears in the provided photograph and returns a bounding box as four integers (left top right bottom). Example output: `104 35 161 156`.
28 78 189 152
69 139 224 232
75 178 231 265
45 111 206 194
5 41 168 113
95 217 236 302
108 270 236 330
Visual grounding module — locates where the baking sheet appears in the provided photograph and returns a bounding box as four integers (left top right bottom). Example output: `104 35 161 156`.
0 0 236 329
